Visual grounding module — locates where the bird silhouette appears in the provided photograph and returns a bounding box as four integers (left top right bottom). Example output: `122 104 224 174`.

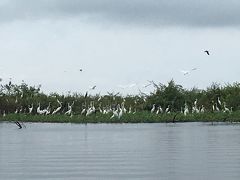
204 50 210 55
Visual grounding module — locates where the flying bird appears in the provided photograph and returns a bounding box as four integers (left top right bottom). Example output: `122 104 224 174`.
143 83 151 88
79 69 83 72
15 121 22 129
204 50 210 55
89 85 96 90
180 68 197 75
180 70 190 75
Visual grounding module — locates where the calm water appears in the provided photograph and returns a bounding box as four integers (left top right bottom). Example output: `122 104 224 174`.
1 122 240 180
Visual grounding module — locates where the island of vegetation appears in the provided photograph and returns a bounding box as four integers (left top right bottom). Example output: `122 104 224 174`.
0 80 240 123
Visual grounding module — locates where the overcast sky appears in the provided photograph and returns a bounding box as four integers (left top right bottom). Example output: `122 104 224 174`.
0 0 239 95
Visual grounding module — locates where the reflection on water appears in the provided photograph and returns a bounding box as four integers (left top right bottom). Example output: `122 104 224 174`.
1 122 240 180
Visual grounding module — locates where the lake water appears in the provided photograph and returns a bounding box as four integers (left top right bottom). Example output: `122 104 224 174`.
0 122 240 180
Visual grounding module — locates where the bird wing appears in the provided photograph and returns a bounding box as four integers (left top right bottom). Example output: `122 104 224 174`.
180 70 189 75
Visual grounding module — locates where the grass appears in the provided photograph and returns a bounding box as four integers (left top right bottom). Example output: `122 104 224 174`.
1 111 240 124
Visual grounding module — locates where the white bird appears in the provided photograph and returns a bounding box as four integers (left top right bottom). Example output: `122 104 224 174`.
118 108 123 119
65 101 74 115
156 106 161 114
28 103 34 114
223 102 230 113
3 110 6 117
215 103 220 112
184 103 189 116
180 68 197 75
97 96 102 101
37 103 46 115
128 106 132 114
165 105 170 113
217 97 222 106
200 105 205 113
212 104 215 112
86 101 95 116
180 70 190 75
110 109 119 119
194 99 198 106
81 108 86 115
20 91 24 99
151 104 155 113
52 99 62 115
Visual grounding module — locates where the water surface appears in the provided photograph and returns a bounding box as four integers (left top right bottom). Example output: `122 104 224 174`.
1 122 240 180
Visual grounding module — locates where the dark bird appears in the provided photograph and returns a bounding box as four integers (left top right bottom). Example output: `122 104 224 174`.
90 85 96 90
79 69 83 72
84 91 88 98
15 121 22 129
204 50 210 55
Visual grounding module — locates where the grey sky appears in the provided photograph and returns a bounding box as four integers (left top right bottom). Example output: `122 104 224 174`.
1 0 240 27
0 1 239 95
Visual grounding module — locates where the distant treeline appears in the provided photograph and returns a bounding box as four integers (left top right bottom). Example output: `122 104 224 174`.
0 80 239 115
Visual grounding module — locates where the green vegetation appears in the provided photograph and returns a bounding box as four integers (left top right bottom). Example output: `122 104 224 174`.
1 111 240 123
0 79 240 123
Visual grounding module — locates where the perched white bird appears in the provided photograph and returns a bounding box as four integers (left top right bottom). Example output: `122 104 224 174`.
81 108 86 115
151 104 156 113
215 103 220 112
156 106 163 114
223 102 230 113
37 103 46 115
184 103 189 116
110 109 119 119
65 101 74 115
194 99 198 106
118 108 123 119
200 105 205 113
217 97 222 106
52 99 62 115
165 105 170 113
28 103 34 114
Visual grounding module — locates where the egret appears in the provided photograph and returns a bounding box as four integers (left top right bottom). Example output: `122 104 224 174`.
184 103 189 116
165 105 170 113
180 68 197 76
223 102 230 113
151 104 156 113
110 110 118 119
215 103 220 112
118 108 123 119
217 97 222 106
194 99 198 106
65 101 74 115
52 99 62 115
28 103 34 114
200 105 205 113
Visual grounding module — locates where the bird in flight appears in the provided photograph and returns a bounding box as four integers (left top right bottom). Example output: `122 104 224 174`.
204 50 210 55
180 68 197 76
89 85 96 90
79 69 83 72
